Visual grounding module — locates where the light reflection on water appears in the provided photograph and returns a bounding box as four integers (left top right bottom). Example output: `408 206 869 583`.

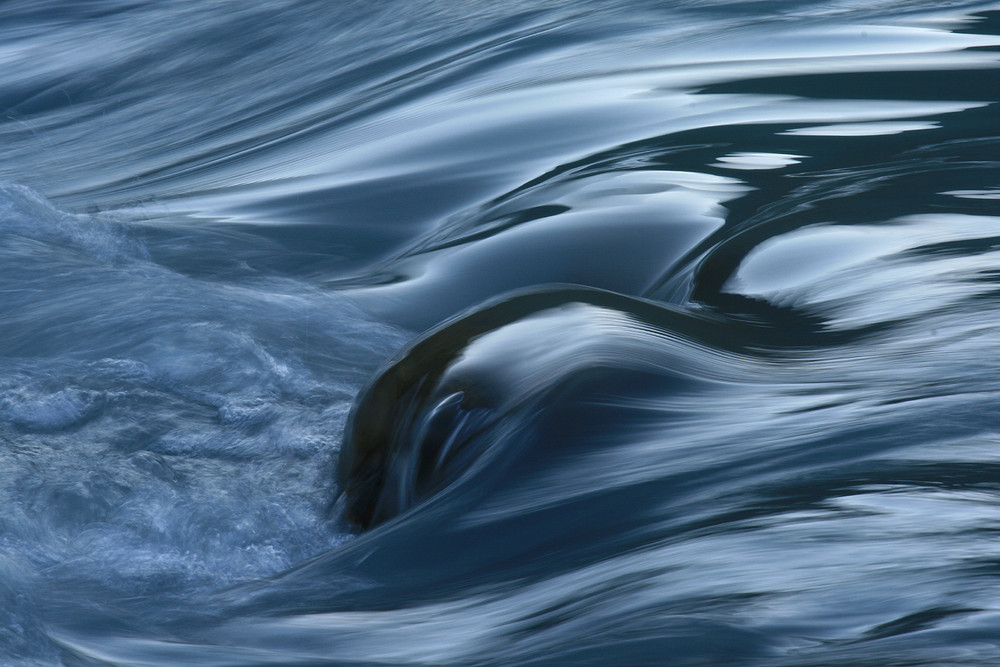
1 0 1000 665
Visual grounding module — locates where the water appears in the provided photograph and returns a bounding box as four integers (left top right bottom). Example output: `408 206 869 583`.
1 0 999 664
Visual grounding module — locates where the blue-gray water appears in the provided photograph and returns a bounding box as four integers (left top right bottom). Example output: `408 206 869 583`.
2 1 1000 664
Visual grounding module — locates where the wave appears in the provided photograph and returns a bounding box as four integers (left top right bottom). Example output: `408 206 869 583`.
2 0 1000 665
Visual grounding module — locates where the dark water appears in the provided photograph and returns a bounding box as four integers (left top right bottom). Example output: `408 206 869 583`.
2 0 1000 664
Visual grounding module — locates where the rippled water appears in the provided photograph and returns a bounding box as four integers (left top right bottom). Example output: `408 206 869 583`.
2 1 1000 664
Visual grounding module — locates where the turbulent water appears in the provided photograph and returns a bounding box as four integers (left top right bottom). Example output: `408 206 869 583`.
2 0 1000 664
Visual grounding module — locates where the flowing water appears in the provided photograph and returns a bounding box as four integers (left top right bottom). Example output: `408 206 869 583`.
2 0 1000 664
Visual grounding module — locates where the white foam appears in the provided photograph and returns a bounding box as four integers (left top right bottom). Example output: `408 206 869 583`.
0 182 147 262
0 384 103 432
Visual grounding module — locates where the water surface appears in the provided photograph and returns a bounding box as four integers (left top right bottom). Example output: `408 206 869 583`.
2 0 1000 664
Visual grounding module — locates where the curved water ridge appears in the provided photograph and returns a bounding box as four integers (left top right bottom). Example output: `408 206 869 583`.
1 0 1000 665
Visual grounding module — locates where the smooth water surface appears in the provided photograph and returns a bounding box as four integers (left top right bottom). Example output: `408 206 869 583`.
1 0 1000 664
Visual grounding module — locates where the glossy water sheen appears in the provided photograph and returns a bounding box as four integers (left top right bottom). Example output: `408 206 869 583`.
1 1 1000 664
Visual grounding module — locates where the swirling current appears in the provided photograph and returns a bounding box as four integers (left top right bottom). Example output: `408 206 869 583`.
2 1 1000 665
